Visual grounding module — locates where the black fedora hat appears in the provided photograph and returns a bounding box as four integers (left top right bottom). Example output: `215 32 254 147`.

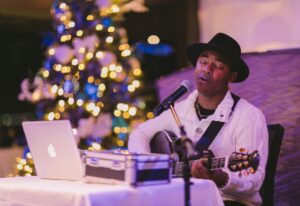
186 33 249 83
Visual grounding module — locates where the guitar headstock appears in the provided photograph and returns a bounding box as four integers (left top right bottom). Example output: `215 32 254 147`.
228 150 260 175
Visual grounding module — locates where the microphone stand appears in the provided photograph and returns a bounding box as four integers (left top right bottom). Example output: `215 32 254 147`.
169 103 194 206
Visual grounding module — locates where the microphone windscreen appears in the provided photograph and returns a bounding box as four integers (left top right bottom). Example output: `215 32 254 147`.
181 80 193 92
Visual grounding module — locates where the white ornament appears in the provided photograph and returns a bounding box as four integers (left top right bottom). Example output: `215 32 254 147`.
98 51 117 66
18 76 55 102
18 79 32 101
76 117 96 139
95 0 111 9
73 35 100 61
92 113 112 138
54 45 74 64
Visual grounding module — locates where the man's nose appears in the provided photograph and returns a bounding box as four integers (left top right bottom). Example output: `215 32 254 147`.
203 63 213 73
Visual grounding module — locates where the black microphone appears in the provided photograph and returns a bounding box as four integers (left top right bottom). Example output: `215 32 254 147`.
153 80 193 116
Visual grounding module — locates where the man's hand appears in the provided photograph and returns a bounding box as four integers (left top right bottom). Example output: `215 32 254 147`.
191 159 229 187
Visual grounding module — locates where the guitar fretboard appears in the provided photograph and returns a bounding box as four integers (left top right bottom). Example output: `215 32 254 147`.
172 156 228 177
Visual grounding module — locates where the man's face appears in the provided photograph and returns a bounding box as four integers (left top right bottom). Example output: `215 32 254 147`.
194 50 237 97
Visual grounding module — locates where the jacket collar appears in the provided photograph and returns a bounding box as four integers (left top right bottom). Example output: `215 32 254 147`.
181 90 235 123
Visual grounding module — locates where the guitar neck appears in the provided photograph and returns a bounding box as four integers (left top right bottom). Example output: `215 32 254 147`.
172 156 229 177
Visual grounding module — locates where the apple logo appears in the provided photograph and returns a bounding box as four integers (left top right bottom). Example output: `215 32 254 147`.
47 144 57 158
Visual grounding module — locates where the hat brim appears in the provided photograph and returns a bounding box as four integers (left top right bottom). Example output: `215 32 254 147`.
186 43 249 83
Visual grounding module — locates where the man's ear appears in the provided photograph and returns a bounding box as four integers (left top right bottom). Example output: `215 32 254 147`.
229 71 238 83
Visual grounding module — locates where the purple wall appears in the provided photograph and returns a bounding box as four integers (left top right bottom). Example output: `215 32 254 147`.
156 49 300 205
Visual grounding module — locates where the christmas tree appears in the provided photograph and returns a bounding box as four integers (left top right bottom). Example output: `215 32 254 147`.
17 0 152 176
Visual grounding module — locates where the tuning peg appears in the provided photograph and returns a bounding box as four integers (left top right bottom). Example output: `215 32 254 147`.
243 170 249 176
239 148 246 153
248 167 255 174
243 161 249 166
238 163 243 168
231 165 237 170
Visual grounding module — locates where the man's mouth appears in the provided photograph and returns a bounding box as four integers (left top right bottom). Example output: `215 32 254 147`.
197 73 210 82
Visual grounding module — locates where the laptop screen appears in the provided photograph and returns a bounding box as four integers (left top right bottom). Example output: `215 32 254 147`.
22 120 83 181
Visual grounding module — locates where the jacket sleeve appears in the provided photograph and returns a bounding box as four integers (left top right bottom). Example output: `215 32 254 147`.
220 108 269 198
128 109 175 153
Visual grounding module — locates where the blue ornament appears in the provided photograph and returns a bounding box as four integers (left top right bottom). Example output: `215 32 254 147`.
84 83 98 100
57 25 66 34
52 0 64 15
22 146 31 159
117 133 127 140
43 59 53 70
63 80 74 93
102 17 112 27
41 32 55 47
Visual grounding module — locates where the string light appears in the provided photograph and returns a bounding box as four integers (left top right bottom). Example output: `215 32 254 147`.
96 24 104 31
48 112 55 120
78 63 85 70
116 139 124 147
109 72 117 79
68 21 75 28
119 44 129 51
86 15 94 21
61 66 71 73
121 49 131 57
59 2 67 10
54 113 61 119
114 110 121 117
133 68 142 76
51 85 58 94
68 97 75 105
79 47 86 54
58 88 64 96
76 99 84 106
147 35 160 44
123 112 130 119
42 70 49 78
88 76 95 83
111 5 120 13
147 112 155 119
106 36 113 43
98 83 106 91
58 99 65 107
96 51 104 59
86 102 96 111
132 80 140 88
108 26 115 33
128 85 135 92
71 58 79 65
76 30 83 37
48 48 55 55
128 107 137 116
86 52 94 60
54 64 62 72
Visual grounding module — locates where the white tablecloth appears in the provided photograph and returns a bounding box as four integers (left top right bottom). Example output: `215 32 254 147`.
0 176 224 206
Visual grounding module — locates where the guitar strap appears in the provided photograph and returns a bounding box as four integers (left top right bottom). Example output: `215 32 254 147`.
195 93 240 154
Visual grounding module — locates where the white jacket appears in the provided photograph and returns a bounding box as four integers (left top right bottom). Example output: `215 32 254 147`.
128 90 268 206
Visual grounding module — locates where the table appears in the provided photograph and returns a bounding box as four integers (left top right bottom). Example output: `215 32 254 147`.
0 176 224 206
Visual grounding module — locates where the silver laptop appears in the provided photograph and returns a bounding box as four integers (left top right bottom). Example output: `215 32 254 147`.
22 120 83 181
